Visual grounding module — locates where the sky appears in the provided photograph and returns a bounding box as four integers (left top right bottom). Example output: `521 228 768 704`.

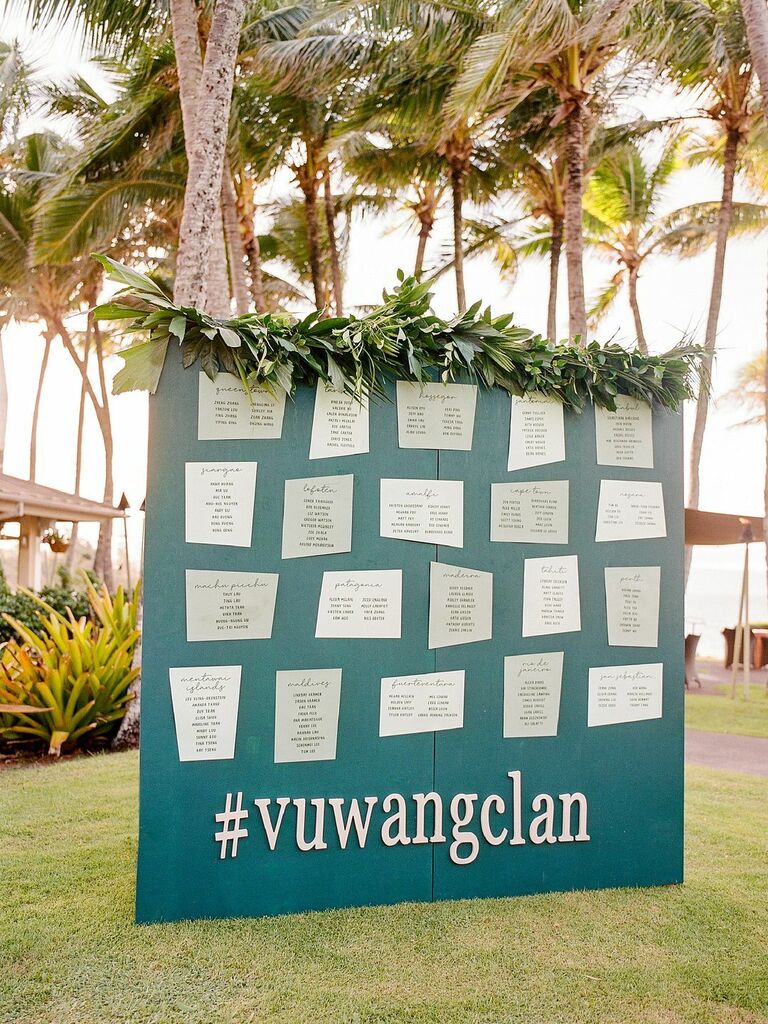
2 11 767 655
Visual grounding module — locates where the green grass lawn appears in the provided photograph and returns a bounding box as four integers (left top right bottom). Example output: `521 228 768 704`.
686 683 768 738
2 753 767 1024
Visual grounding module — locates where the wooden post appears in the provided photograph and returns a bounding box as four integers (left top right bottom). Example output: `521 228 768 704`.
118 493 131 591
744 540 751 701
732 521 754 700
731 549 747 698
17 516 43 591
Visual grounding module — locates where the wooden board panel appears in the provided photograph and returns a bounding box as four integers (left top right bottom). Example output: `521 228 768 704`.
136 348 683 922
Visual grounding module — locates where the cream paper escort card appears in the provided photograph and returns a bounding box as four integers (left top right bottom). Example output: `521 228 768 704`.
503 652 564 737
428 561 493 649
490 480 569 544
380 478 463 547
522 554 581 637
595 395 653 468
309 384 369 459
169 665 241 761
184 462 257 547
508 395 565 471
185 569 279 642
316 569 402 638
588 662 663 727
197 371 286 440
274 668 342 763
604 566 661 648
595 480 666 542
282 474 354 559
396 381 477 450
379 670 465 736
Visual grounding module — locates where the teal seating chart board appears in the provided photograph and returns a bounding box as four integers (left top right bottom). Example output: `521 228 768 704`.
136 346 684 923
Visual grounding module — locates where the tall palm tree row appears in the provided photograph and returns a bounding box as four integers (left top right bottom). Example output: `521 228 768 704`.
1 0 767 595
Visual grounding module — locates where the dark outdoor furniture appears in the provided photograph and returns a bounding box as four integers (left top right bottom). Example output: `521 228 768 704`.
752 629 768 670
685 634 701 689
722 627 767 669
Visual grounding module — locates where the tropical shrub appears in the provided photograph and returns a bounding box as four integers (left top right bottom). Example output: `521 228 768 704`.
0 581 141 756
0 566 92 644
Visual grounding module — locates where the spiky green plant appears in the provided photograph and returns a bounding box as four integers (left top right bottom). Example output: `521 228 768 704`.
0 580 141 756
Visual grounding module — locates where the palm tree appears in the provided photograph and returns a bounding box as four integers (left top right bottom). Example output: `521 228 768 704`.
20 0 248 314
584 132 685 352
640 0 758 578
0 131 118 583
0 38 39 472
0 39 35 144
448 0 638 340
424 115 667 340
346 138 447 278
237 4 381 312
740 0 768 597
318 0 489 311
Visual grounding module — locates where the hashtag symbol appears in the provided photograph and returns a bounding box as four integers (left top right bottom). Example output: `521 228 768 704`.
214 791 249 859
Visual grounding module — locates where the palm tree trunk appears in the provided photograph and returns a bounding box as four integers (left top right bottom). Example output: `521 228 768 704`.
92 323 114 590
207 208 232 318
685 128 740 584
30 333 52 482
741 0 768 596
450 164 467 313
52 315 115 588
221 162 250 315
244 234 266 312
628 265 648 354
240 171 266 312
172 0 247 310
742 0 768 105
65 325 91 571
322 161 344 315
169 0 233 317
564 106 587 342
547 216 563 341
414 221 432 278
301 174 326 309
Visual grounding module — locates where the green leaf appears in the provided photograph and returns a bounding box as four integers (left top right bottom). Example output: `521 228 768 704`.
169 315 187 341
92 303 143 321
91 254 168 299
218 326 241 349
326 354 346 392
112 338 169 395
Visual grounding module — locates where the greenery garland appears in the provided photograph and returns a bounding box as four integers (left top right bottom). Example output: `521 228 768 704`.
93 255 704 412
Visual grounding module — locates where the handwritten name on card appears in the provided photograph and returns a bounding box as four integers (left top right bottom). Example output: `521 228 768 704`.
282 474 354 559
396 381 477 450
316 569 402 639
380 478 464 547
490 480 569 544
428 562 493 649
184 462 257 547
588 663 663 727
508 395 565 471
595 480 666 542
379 670 465 736
197 372 285 440
185 570 278 642
522 554 581 637
503 652 564 737
605 566 661 648
274 668 342 763
595 395 653 468
309 385 369 459
169 665 241 761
